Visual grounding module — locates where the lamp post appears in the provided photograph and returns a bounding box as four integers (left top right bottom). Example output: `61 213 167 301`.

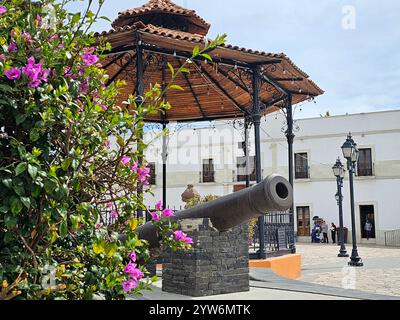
341 133 363 267
332 158 349 258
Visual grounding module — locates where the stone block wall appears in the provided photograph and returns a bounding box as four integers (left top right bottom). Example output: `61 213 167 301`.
162 219 249 297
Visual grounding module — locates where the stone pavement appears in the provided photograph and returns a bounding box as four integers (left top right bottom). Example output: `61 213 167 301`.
297 243 400 297
130 278 355 300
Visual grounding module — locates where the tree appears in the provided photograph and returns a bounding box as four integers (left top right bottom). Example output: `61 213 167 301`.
0 0 226 299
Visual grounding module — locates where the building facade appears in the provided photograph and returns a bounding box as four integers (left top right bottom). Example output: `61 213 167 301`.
143 109 400 246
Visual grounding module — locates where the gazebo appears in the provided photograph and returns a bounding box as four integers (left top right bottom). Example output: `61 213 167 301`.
97 0 324 258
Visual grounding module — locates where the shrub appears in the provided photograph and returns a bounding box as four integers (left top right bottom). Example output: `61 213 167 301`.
0 0 226 299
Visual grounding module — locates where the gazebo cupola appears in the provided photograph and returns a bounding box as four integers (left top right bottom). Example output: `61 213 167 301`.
112 0 210 36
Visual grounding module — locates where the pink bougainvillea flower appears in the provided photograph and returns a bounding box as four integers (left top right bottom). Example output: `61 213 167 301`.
0 54 5 60
81 52 99 67
0 5 7 14
83 47 96 54
155 200 163 210
129 251 137 262
5 68 21 80
95 223 103 229
101 105 108 111
137 166 150 183
130 161 138 172
111 210 119 219
23 57 41 80
21 32 34 45
124 261 137 274
79 80 88 94
128 268 144 281
173 230 186 241
106 202 113 209
122 279 138 293
150 211 160 222
49 34 59 41
121 156 130 166
104 140 111 149
34 15 42 26
8 42 17 52
28 79 42 88
184 236 194 244
162 208 175 218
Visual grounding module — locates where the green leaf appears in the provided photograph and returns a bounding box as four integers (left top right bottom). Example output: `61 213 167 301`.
167 62 175 77
20 197 31 209
93 241 105 255
61 158 72 171
2 178 12 189
117 136 124 147
201 53 213 61
60 220 68 238
192 46 200 57
28 165 38 180
180 67 190 74
169 84 185 91
4 214 18 228
31 184 41 198
15 162 27 176
10 197 23 215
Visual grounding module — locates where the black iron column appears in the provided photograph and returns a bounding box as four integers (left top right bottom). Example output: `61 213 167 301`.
336 175 349 257
252 66 266 259
161 57 168 209
136 42 144 219
244 117 250 189
285 94 296 253
162 122 168 209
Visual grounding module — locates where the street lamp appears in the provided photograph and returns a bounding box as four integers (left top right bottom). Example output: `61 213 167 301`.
332 158 349 258
341 133 363 267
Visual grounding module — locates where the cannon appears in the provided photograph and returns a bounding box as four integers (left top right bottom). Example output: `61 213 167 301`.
137 174 293 249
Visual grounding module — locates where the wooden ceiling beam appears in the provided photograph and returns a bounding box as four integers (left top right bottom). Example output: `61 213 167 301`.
175 58 209 120
194 62 251 116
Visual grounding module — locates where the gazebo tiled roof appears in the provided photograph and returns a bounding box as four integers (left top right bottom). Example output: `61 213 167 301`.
98 0 324 122
112 0 210 36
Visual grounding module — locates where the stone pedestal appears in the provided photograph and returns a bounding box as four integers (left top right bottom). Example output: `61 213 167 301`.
162 219 249 297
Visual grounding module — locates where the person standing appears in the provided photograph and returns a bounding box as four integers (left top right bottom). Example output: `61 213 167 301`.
322 221 329 243
365 220 373 240
330 223 337 243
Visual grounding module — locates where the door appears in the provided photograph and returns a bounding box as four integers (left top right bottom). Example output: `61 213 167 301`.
359 205 376 239
296 206 310 236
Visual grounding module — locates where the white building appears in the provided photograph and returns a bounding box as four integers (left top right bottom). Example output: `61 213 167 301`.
143 109 400 246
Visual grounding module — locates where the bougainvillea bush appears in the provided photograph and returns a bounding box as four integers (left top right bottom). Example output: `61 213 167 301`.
0 0 225 300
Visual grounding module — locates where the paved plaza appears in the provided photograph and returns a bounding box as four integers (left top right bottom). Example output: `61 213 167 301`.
297 243 400 297
132 243 400 300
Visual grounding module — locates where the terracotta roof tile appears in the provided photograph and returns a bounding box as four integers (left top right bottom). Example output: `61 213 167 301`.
112 0 210 33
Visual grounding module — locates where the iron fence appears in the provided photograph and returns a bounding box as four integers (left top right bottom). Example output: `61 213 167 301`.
250 211 294 257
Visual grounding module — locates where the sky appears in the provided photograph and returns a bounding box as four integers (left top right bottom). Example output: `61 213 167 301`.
67 0 400 119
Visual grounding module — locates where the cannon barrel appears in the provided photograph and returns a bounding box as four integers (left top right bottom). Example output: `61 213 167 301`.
137 174 293 249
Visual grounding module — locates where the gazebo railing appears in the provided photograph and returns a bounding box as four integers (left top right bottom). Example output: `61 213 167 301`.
250 211 294 257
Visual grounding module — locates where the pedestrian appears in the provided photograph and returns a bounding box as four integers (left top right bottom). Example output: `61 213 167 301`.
311 222 321 243
330 223 337 243
321 221 329 243
365 220 373 240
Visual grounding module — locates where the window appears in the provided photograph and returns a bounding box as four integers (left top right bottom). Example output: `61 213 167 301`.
148 162 156 185
357 148 373 176
295 153 309 179
202 159 215 183
236 156 256 182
